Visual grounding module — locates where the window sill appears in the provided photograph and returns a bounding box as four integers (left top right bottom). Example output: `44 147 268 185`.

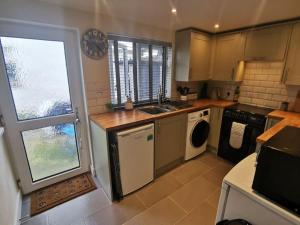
0 127 4 137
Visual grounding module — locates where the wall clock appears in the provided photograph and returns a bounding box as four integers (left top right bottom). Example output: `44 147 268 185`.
81 29 108 60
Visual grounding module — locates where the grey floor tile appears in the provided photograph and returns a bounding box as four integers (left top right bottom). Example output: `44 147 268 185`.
85 194 145 225
48 188 110 225
21 213 48 225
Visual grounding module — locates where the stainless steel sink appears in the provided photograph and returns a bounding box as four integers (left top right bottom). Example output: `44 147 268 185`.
138 105 171 115
138 101 193 115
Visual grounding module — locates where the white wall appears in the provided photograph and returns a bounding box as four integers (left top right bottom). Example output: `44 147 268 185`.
0 0 173 114
0 128 20 225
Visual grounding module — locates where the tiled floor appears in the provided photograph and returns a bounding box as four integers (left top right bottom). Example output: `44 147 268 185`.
21 151 233 225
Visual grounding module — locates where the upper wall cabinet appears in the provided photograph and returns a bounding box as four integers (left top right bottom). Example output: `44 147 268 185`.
283 23 300 85
211 33 246 81
244 25 292 61
175 30 211 81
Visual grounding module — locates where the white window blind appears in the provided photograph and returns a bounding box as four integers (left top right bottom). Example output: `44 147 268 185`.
108 35 172 106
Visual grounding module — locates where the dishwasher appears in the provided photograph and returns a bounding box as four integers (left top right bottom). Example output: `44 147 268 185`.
110 123 154 199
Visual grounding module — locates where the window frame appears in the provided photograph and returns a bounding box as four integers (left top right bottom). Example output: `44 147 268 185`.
108 34 172 107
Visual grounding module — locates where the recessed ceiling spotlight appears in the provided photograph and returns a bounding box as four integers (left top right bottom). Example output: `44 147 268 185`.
171 8 177 14
214 24 220 29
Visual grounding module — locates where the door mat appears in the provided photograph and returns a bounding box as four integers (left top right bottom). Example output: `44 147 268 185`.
30 173 97 216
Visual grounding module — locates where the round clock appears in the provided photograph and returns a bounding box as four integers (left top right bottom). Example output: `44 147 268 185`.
81 29 108 60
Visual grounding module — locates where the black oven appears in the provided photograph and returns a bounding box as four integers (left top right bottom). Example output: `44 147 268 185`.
218 104 271 163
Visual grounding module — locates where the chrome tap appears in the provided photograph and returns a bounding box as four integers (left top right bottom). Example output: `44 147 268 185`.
157 85 163 105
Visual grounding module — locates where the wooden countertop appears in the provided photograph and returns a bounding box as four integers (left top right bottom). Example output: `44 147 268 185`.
90 99 236 131
257 110 300 143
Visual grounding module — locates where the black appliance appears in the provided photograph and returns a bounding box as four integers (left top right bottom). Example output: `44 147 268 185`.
252 126 300 216
218 104 272 163
217 219 252 225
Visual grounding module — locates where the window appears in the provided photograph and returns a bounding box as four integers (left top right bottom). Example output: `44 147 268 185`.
108 35 172 106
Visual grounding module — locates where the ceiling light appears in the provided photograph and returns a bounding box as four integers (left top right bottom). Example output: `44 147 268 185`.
214 24 220 29
171 8 177 14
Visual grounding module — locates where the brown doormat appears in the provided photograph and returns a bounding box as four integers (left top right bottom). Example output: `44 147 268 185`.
30 173 97 216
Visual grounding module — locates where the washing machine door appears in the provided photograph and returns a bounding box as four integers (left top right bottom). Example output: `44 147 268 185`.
190 120 210 148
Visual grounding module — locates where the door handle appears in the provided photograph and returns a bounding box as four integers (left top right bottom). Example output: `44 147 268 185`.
74 107 82 150
75 107 80 124
0 114 4 127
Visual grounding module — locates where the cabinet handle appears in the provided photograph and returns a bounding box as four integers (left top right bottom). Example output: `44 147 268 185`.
285 68 289 83
157 121 160 134
281 68 289 83
231 67 235 80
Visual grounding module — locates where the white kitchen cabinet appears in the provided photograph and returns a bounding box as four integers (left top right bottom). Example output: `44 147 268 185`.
244 24 292 61
175 30 211 81
283 22 300 85
211 33 246 81
90 121 113 200
207 107 223 151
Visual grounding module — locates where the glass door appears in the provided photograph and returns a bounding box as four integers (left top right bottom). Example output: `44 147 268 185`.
0 21 90 194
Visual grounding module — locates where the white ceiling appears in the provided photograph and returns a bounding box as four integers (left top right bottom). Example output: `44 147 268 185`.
38 0 300 32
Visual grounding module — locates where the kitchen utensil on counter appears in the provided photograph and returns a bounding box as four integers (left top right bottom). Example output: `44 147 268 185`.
280 101 289 111
199 82 208 99
293 90 300 113
177 86 190 96
125 96 133 110
233 86 240 102
211 87 221 100
180 93 197 101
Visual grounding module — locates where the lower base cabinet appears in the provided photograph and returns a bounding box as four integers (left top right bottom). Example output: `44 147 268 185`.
207 107 224 151
155 114 187 177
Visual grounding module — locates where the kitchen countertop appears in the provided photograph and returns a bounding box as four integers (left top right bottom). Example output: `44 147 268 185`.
257 109 300 143
90 99 236 131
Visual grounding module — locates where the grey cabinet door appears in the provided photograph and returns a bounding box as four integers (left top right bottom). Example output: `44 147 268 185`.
189 32 211 81
284 23 300 85
175 30 191 81
212 33 245 81
207 107 223 149
175 30 211 81
244 25 291 61
155 114 187 176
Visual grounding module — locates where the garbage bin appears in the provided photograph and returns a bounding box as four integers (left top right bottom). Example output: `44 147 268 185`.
217 219 252 225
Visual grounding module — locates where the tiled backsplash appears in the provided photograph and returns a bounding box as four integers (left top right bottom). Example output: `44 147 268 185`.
239 62 299 109
208 62 300 110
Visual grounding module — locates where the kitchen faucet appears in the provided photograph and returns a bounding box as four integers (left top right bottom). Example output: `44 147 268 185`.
157 85 163 105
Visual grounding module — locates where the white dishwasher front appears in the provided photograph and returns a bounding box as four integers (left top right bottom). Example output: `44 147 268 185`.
117 123 154 195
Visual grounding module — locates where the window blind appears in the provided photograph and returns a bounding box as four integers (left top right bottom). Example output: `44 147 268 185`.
108 35 172 107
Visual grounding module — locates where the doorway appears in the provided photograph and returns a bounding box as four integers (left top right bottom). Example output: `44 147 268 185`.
0 20 90 194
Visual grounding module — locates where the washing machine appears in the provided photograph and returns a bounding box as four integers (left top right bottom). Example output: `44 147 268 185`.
185 108 210 160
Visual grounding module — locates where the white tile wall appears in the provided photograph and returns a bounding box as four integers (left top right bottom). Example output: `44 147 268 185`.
239 62 300 110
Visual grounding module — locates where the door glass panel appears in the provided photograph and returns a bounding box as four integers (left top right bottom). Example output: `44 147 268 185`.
0 37 72 121
22 123 80 182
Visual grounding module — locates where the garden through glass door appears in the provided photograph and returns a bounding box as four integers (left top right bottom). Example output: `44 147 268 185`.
0 21 90 194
